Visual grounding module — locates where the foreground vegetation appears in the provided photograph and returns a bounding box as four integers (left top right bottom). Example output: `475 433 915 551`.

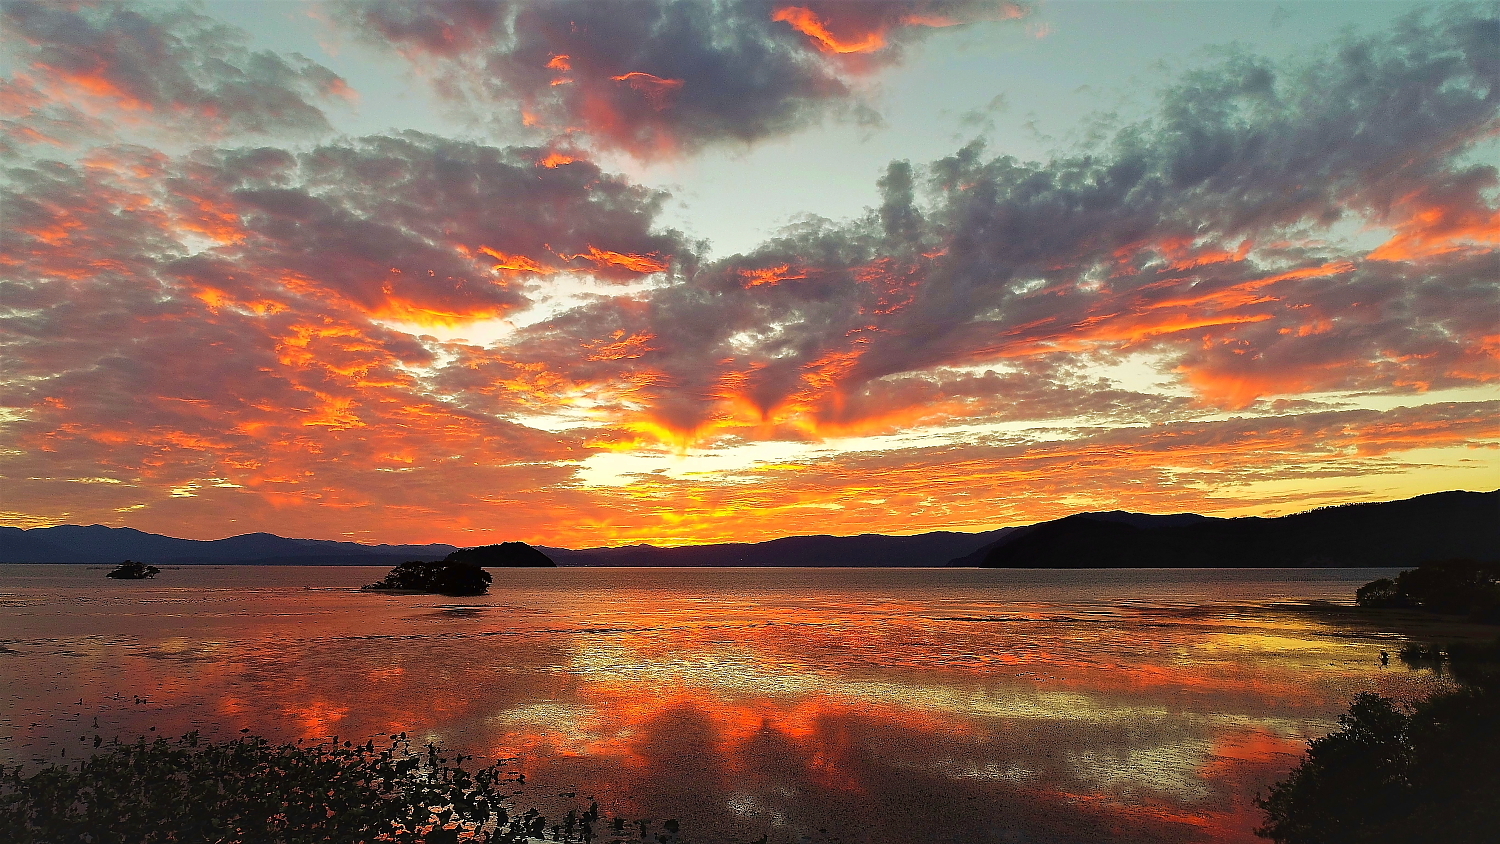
1258 560 1500 843
0 732 616 843
1255 664 1499 844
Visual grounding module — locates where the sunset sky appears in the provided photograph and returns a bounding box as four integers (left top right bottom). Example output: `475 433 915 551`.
3 0 1497 547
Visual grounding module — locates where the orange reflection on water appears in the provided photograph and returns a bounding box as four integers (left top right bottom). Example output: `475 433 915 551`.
2 567 1455 844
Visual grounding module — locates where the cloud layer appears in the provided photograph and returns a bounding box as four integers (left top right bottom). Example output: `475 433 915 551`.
2 1 351 154
1 4 1496 544
504 7 1499 441
1 131 679 538
335 0 1024 156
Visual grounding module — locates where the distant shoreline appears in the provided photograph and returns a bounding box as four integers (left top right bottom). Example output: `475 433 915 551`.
7 490 1494 568
2 561 1410 571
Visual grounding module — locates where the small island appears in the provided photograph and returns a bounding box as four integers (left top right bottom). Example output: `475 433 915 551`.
363 542 554 596
105 560 160 579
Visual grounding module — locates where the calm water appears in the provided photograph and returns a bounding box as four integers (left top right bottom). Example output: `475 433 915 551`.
0 565 1449 843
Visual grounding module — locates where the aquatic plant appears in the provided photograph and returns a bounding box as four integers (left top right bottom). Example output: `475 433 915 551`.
364 559 493 596
0 731 561 843
364 544 555 596
105 560 160 579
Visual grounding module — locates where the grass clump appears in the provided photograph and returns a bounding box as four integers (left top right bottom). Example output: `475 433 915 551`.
0 731 553 843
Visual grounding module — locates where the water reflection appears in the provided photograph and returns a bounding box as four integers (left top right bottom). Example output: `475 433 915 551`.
0 565 1449 843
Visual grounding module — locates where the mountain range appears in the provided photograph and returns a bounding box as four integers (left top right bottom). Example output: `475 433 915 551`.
971 489 1498 568
2 490 1494 568
0 525 456 566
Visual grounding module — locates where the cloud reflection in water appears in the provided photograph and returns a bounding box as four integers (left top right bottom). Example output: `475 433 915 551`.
0 566 1450 843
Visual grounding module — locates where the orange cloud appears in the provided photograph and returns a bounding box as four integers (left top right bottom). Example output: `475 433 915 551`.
738 264 807 287
1368 197 1500 262
536 151 577 168
564 246 670 275
772 6 889 54
609 72 684 109
480 246 552 275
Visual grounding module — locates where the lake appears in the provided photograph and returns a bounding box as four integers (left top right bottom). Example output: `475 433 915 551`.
0 565 1449 843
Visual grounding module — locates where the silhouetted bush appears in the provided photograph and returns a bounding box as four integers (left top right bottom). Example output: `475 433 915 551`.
0 732 552 843
364 544 556 596
1353 577 1406 608
1257 656 1500 843
1355 559 1500 622
105 560 160 579
364 559 492 596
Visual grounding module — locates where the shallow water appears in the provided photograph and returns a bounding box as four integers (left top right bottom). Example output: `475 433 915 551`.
0 565 1448 843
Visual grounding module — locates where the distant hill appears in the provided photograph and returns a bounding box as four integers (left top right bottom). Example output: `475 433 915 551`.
446 543 556 568
541 529 1016 568
946 512 1209 566
0 523 1013 568
4 490 1493 567
972 490 1499 568
0 525 456 565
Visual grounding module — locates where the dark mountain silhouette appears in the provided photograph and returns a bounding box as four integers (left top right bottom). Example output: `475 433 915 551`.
4 490 1493 568
973 490 1498 568
445 543 555 567
1 530 70 563
945 512 1209 566
540 529 1015 567
0 525 456 565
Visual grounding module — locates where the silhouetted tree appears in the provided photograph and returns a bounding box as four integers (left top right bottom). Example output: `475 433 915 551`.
106 560 160 579
364 559 491 596
1354 577 1406 608
1257 655 1500 843
364 543 555 596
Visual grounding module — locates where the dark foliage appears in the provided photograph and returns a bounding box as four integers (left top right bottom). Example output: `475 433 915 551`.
979 489 1499 568
1256 649 1500 843
1354 577 1404 608
365 543 558 595
105 560 159 579
364 559 492 596
0 732 555 844
1356 559 1500 622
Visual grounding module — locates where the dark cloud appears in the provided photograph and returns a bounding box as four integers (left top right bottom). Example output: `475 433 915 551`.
335 0 1023 156
1 0 350 147
1 132 679 324
172 133 681 319
498 6 1498 440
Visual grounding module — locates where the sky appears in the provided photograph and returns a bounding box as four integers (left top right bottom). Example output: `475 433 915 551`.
2 0 1497 547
